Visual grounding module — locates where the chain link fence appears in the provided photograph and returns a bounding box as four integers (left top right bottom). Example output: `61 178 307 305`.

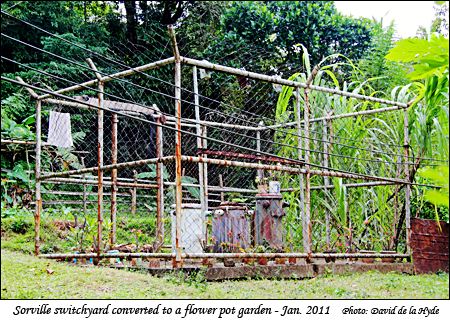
2 16 433 264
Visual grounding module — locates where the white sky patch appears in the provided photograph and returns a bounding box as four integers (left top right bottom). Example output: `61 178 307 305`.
334 1 436 39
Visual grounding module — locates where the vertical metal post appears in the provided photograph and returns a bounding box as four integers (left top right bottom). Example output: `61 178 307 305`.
110 113 118 246
391 153 402 249
96 81 104 258
403 108 411 253
169 25 183 266
295 87 307 252
87 58 104 259
155 116 165 250
174 63 182 264
193 66 206 210
34 99 42 256
202 126 208 211
322 117 331 249
303 88 312 254
131 170 137 215
81 157 87 216
256 121 264 181
219 174 225 203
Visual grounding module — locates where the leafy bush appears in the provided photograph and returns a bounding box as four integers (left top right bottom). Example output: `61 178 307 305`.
10 218 31 234
1 206 33 233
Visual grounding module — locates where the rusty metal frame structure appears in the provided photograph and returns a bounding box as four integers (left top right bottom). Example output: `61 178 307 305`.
3 26 414 266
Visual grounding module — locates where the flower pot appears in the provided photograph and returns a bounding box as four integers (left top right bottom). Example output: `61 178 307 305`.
324 253 336 263
224 258 235 267
380 251 396 263
361 257 374 263
360 250 376 263
258 257 268 265
242 258 255 265
202 258 213 267
148 259 160 268
288 257 297 265
275 258 287 265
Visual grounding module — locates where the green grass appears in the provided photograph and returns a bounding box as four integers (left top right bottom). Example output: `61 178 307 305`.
1 249 448 299
1 208 163 255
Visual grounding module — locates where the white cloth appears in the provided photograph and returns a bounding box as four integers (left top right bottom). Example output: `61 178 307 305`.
47 111 73 148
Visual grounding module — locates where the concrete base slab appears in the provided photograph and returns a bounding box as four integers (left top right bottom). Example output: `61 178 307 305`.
106 261 414 281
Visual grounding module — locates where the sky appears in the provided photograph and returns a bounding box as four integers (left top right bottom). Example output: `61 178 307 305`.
334 1 438 38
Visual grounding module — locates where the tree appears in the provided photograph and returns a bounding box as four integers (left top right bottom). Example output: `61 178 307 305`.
431 1 449 37
201 1 374 74
1 1 113 72
123 0 138 43
354 19 408 93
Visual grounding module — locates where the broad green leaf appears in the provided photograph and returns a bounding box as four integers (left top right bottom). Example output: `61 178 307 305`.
424 190 449 207
418 166 449 185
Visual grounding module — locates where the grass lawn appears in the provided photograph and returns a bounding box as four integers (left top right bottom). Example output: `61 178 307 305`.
1 249 448 299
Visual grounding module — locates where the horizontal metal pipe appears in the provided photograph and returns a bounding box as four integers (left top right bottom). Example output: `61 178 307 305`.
164 181 257 194
39 156 175 180
42 190 154 198
165 121 197 128
117 182 157 189
266 105 410 129
43 177 257 194
42 178 134 187
38 57 175 99
1 139 50 146
182 155 305 174
38 81 97 100
166 117 259 131
309 168 406 183
43 98 161 118
44 190 128 197
100 57 175 83
181 57 304 89
37 200 147 205
181 57 407 108
44 98 97 111
208 186 257 194
39 252 175 259
281 181 400 191
41 173 156 184
180 156 409 184
38 252 410 259
309 105 409 122
15 76 40 98
309 84 408 108
44 179 157 189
